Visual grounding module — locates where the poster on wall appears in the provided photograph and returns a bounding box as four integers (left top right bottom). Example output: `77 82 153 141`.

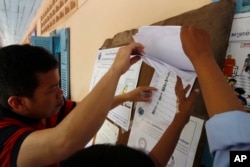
222 12 250 112
89 47 142 131
127 26 203 167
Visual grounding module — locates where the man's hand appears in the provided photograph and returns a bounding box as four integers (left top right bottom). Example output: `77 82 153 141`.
125 86 157 102
111 42 145 75
174 76 199 125
180 26 213 64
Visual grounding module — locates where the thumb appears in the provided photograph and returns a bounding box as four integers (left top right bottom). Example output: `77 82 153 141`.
130 56 141 65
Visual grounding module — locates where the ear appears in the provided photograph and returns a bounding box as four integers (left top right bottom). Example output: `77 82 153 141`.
7 96 26 112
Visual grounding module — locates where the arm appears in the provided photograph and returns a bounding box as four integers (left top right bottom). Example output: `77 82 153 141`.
241 61 247 75
18 43 145 167
180 26 249 167
180 26 245 118
111 86 157 109
149 76 199 167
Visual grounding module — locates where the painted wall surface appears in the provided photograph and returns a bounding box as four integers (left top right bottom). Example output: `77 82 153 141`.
26 0 210 101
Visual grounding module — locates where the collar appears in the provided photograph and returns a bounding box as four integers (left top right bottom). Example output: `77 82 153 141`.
0 104 40 124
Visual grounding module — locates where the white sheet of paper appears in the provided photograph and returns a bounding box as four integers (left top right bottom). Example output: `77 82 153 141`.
89 47 142 130
94 119 119 144
127 69 196 151
127 25 201 167
133 26 194 71
169 116 204 167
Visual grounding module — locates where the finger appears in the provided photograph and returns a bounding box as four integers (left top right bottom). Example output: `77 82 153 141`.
141 86 158 92
183 84 191 94
175 76 186 103
129 42 145 54
140 90 152 98
186 89 200 105
175 76 184 97
139 95 152 102
130 56 141 65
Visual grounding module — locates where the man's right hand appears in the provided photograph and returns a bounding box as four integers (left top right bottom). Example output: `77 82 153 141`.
111 42 145 75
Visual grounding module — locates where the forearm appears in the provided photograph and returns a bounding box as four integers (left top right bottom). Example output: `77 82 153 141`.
51 67 122 159
149 117 185 167
180 26 245 117
18 42 144 167
111 86 157 109
19 68 122 167
64 68 120 140
192 55 245 117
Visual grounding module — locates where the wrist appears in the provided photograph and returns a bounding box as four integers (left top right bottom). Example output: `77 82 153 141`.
116 93 129 103
171 115 190 129
190 52 215 66
108 66 123 79
110 62 126 77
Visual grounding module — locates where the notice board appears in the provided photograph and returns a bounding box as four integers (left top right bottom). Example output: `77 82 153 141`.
97 0 235 166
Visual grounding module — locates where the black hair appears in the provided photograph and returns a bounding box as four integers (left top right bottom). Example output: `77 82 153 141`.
61 144 155 167
234 87 245 95
228 78 236 83
0 44 58 109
